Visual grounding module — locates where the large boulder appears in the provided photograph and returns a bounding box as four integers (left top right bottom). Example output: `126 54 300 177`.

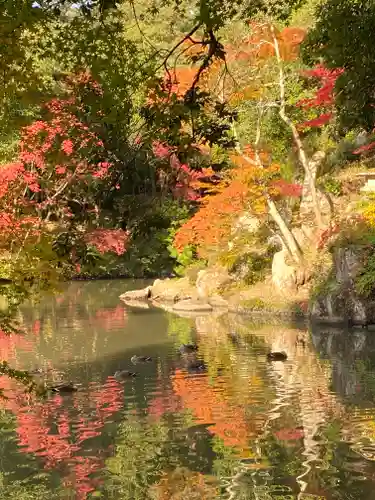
208 295 229 308
334 246 364 285
196 266 233 298
150 277 195 303
272 249 297 293
310 246 375 325
120 286 151 301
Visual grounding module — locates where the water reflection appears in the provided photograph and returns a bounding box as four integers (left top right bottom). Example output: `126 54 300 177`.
0 280 374 498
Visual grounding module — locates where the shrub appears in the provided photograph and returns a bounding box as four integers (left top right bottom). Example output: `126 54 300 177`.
355 252 375 298
319 176 343 197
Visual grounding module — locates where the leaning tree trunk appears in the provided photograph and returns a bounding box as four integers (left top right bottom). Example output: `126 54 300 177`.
233 113 304 265
267 196 304 264
238 147 304 265
271 25 324 229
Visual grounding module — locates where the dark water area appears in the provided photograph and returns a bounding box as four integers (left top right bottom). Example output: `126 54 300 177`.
1 280 375 498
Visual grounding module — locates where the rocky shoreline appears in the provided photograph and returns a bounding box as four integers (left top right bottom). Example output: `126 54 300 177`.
119 266 310 321
119 248 375 328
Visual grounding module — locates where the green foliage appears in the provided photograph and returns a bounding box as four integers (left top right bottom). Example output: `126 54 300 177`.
319 176 343 197
333 221 375 249
184 261 208 284
356 252 375 298
167 315 194 344
218 228 274 285
220 248 273 285
168 245 198 276
289 0 322 28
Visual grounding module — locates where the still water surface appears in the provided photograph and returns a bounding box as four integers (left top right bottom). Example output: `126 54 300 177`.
1 280 375 498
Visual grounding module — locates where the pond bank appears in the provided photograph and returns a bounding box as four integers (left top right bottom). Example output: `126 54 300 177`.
119 254 375 328
119 267 310 322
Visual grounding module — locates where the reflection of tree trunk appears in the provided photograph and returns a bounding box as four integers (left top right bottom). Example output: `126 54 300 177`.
251 325 343 498
270 25 324 229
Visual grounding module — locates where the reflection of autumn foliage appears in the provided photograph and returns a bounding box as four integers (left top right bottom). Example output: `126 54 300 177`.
274 428 304 441
147 389 183 422
150 467 218 500
0 330 34 360
21 289 129 339
172 369 252 450
0 375 124 499
94 305 128 329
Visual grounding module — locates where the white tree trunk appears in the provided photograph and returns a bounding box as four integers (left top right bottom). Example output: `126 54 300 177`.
270 25 324 229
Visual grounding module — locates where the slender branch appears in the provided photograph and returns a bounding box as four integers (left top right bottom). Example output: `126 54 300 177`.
188 29 221 93
129 0 159 53
156 23 202 72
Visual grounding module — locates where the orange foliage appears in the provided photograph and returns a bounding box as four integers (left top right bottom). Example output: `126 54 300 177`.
173 152 282 256
236 24 306 63
165 23 306 256
167 67 201 97
173 178 250 254
165 23 306 106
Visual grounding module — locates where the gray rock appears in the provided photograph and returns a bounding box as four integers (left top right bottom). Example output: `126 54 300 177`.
310 246 375 325
334 247 364 285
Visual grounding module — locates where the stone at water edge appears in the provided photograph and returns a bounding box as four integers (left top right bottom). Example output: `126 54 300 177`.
119 286 152 301
150 277 195 302
172 299 213 312
208 295 229 308
120 299 150 309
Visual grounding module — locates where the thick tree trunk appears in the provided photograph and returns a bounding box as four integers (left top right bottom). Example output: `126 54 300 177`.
232 121 303 264
240 151 303 264
267 196 304 264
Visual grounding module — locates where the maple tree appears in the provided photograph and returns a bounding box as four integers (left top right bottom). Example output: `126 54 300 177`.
173 149 303 257
170 22 324 262
0 73 132 271
297 65 344 130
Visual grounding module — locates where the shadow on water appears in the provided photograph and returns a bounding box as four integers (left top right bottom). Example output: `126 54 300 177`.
1 280 375 498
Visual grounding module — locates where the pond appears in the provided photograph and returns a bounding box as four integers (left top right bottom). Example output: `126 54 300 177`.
1 280 375 499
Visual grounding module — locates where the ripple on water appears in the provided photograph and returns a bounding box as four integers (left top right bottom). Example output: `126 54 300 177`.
3 282 375 499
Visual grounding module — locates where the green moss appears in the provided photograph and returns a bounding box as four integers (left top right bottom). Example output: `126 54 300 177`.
308 248 338 302
240 298 267 310
355 252 375 297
